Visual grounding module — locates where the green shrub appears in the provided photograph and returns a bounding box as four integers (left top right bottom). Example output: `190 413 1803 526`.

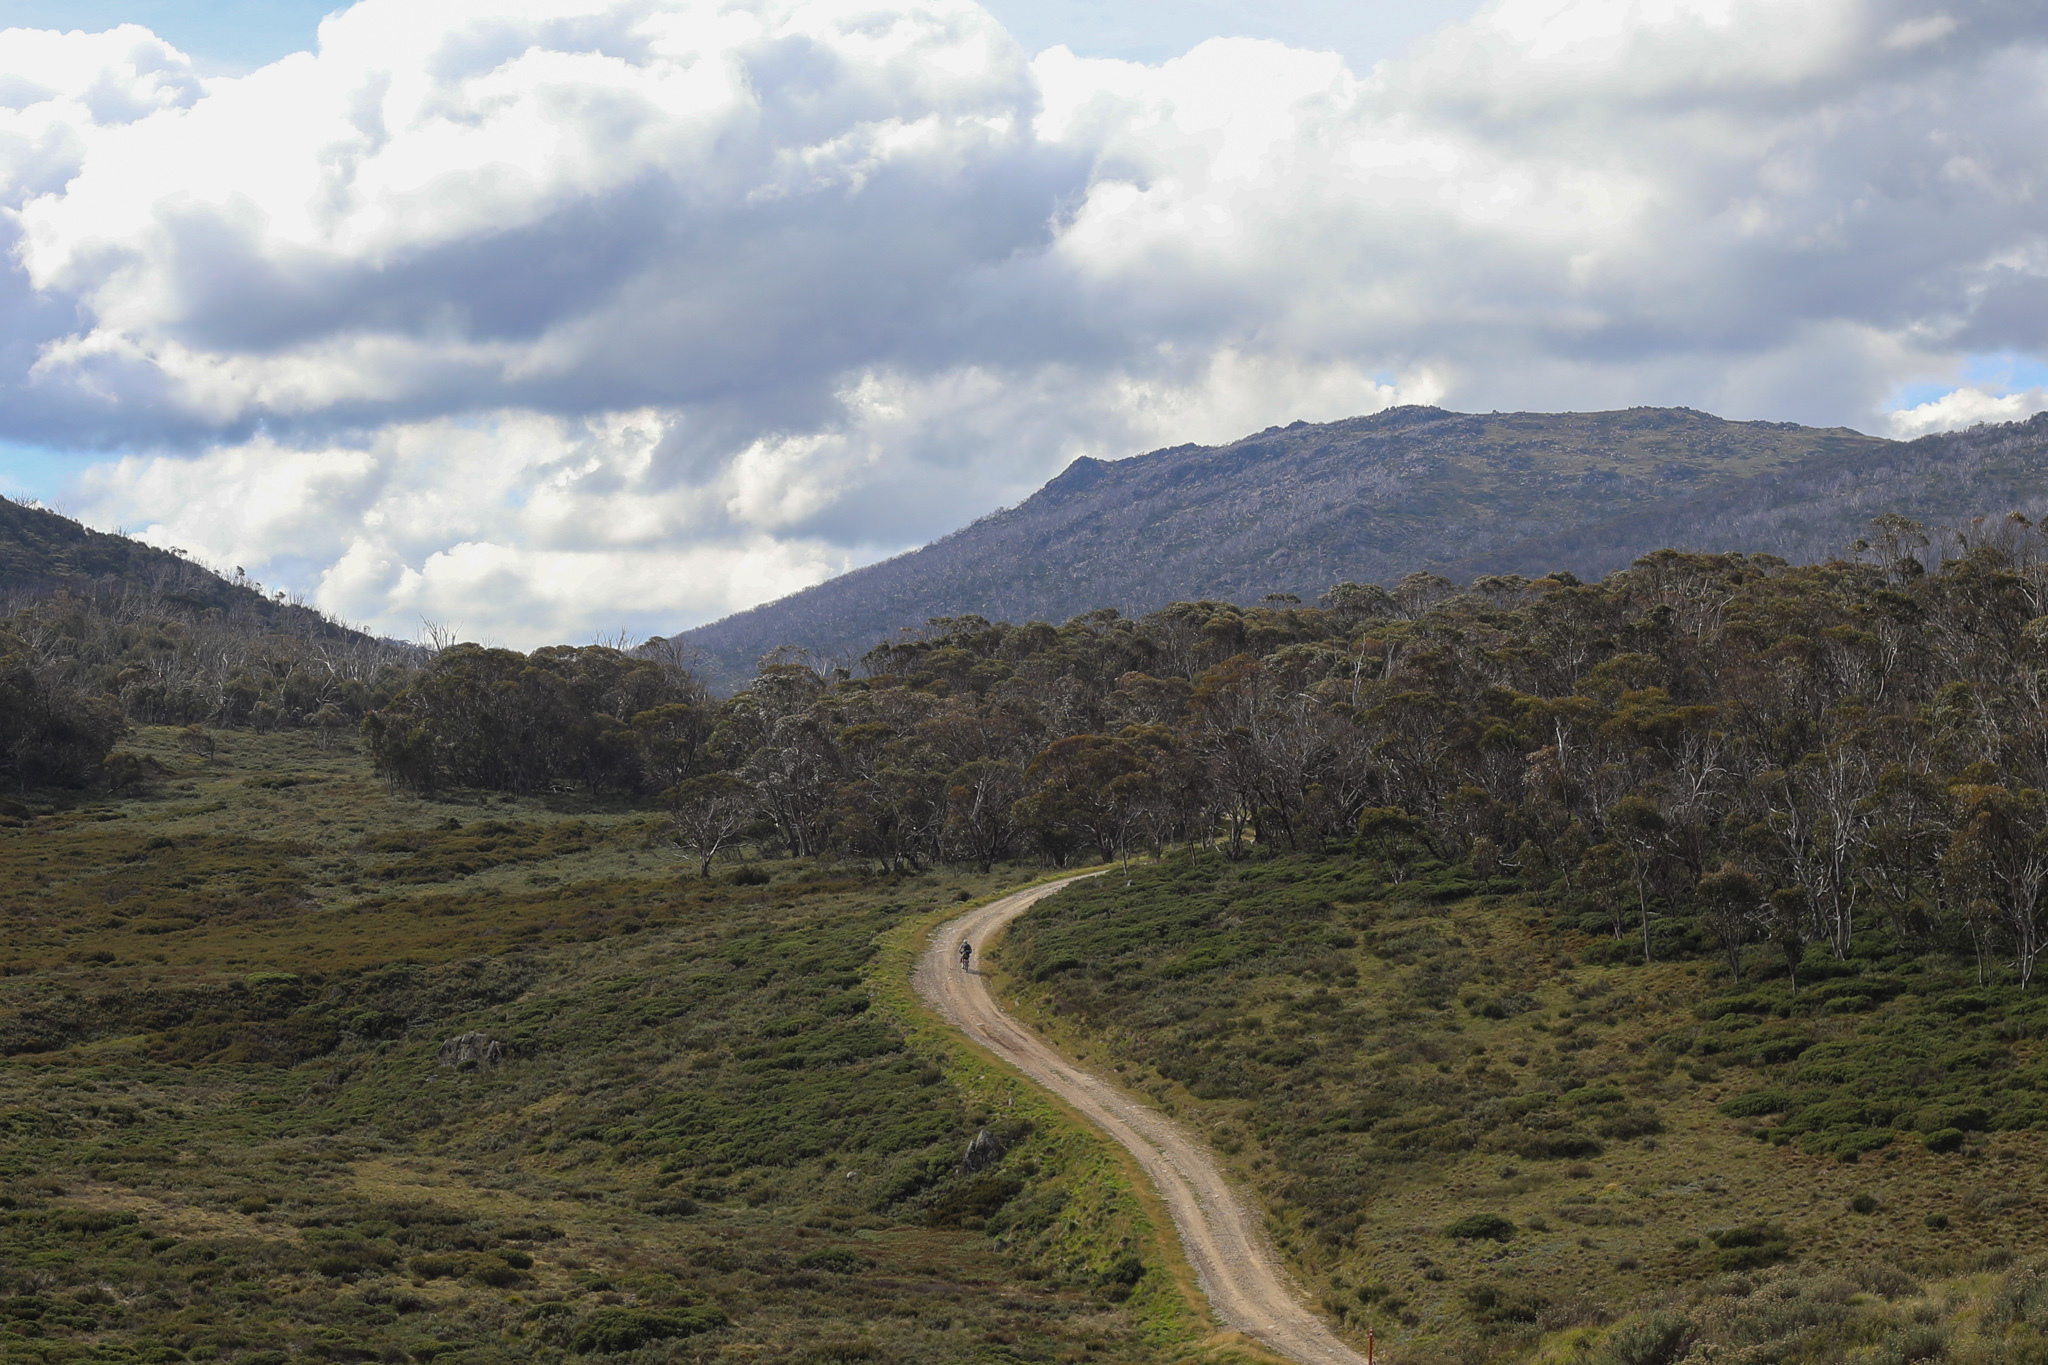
1563 1085 1627 1108
1463 1282 1549 1324
636 1197 699 1217
1696 995 1778 1020
1873 1324 1947 1365
1926 1103 1993 1132
1707 1222 1791 1271
1444 1213 1515 1241
1595 1107 1665 1139
796 1249 870 1274
1806 1127 1893 1163
1600 1312 1697 1365
1851 1265 1921 1300
1745 1030 1815 1065
1513 1133 1605 1160
570 1306 727 1354
1923 1128 1965 1154
1103 1253 1146 1285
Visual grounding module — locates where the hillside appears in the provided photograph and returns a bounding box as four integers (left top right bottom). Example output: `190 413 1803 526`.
0 727 1193 1365
999 852 2048 1364
1449 410 2048 581
679 406 1896 688
0 497 413 788
24 492 2048 1362
0 494 357 638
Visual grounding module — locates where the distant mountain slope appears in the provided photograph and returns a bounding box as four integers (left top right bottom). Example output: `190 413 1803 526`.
680 406 1894 688
1447 410 2048 581
0 495 366 640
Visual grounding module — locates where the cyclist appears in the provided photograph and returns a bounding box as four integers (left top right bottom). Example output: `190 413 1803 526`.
959 940 974 971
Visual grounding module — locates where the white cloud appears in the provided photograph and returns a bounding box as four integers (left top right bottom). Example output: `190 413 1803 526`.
77 409 855 642
0 0 2045 644
1884 385 2048 438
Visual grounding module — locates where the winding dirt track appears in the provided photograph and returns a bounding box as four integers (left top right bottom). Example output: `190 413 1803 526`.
914 876 1368 1365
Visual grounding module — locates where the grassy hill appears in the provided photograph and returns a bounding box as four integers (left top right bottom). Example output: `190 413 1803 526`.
997 851 2048 1365
0 729 1216 1365
678 407 1897 689
0 497 412 790
0 495 357 639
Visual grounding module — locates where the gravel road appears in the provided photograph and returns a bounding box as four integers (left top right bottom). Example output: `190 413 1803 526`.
913 876 1370 1365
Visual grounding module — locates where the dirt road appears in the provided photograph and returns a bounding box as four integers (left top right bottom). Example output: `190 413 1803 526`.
914 877 1369 1365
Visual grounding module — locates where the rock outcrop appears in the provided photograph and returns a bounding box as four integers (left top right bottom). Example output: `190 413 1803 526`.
438 1032 504 1069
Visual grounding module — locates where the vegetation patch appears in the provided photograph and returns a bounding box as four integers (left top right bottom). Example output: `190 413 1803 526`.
0 729 1177 1365
1000 849 2048 1360
1444 1214 1516 1241
569 1305 728 1354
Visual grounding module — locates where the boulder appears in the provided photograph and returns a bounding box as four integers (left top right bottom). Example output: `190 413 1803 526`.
961 1128 1004 1173
438 1031 504 1069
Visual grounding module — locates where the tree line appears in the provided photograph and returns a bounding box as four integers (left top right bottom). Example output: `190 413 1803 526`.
19 500 2048 989
0 579 415 789
355 510 2048 988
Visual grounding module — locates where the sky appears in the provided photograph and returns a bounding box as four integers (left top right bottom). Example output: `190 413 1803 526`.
0 1 1476 74
0 0 2044 647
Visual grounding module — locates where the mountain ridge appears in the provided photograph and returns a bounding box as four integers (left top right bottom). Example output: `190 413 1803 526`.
678 404 1903 689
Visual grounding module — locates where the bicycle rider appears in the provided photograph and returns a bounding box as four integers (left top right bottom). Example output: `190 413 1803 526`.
959 940 973 971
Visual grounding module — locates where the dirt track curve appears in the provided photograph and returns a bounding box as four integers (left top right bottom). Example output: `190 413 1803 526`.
914 876 1369 1365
